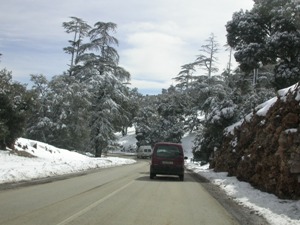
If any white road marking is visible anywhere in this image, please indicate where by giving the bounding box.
[56,180,134,225]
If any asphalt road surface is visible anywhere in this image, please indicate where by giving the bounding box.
[0,159,267,225]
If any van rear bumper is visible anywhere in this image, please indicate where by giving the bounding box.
[150,165,184,175]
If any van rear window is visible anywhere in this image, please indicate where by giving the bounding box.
[156,145,180,158]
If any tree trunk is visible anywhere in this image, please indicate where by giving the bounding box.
[94,140,102,157]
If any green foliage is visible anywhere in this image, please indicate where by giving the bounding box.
[226,0,300,89]
[118,88,142,136]
[0,69,33,149]
[134,87,185,146]
[182,64,276,162]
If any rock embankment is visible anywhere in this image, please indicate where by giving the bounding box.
[212,83,300,199]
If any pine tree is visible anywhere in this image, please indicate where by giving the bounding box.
[62,17,91,76]
[195,33,219,78]
[63,18,131,156]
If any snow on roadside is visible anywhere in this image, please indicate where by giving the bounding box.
[0,138,135,184]
[186,162,300,225]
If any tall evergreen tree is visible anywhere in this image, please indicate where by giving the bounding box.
[65,20,130,156]
[27,18,133,156]
[174,63,196,90]
[82,22,130,157]
[63,17,91,76]
[195,33,220,78]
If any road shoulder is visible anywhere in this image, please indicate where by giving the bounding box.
[186,169,269,225]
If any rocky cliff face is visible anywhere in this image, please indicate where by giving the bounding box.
[212,83,300,199]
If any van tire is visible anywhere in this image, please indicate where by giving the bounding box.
[150,173,155,179]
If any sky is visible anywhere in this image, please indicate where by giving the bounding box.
[0,130,299,224]
[0,0,254,95]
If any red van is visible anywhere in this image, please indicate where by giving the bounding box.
[150,142,187,181]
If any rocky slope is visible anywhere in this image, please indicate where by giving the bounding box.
[212,83,300,199]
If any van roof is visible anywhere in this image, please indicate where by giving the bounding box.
[154,142,182,146]
[139,145,151,148]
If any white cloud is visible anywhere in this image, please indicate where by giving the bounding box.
[121,29,189,81]
[129,79,174,94]
[0,0,254,94]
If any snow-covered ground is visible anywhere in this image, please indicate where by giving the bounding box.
[0,138,136,184]
[0,127,299,225]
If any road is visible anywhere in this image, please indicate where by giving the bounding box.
[0,159,246,225]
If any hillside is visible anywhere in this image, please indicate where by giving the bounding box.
[212,83,300,199]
